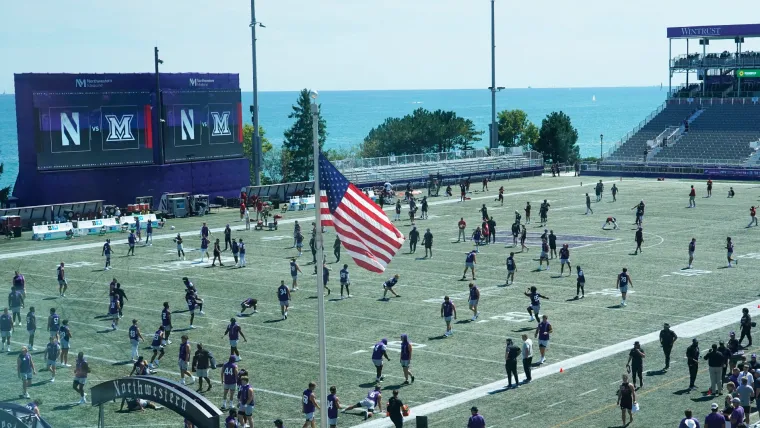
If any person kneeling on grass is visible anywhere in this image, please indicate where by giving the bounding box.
[602,216,619,230]
[382,275,400,300]
[343,386,383,420]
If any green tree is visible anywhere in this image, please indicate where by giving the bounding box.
[535,111,580,163]
[497,109,539,148]
[0,163,10,205]
[242,124,273,184]
[359,108,482,157]
[282,89,327,183]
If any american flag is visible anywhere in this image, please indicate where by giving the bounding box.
[319,154,404,273]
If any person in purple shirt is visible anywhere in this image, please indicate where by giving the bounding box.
[127,232,136,256]
[327,385,341,427]
[678,409,701,428]
[342,386,382,420]
[730,397,745,426]
[302,382,320,428]
[221,356,238,410]
[134,217,142,241]
[400,333,415,385]
[467,406,485,428]
[704,403,725,428]
[371,339,390,383]
[535,314,553,364]
[0,308,13,352]
[237,376,254,427]
[225,408,238,428]
[222,318,247,362]
[200,236,210,262]
[201,222,210,239]
[462,251,476,280]
[13,271,26,298]
[145,221,153,246]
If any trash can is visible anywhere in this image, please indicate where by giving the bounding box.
[416,416,428,428]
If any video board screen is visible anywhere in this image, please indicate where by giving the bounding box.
[162,90,243,163]
[34,92,155,170]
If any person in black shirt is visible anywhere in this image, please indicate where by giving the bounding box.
[333,236,341,263]
[408,227,419,254]
[211,239,223,267]
[191,343,215,393]
[686,338,700,390]
[223,225,232,251]
[423,229,433,258]
[511,222,520,247]
[634,227,644,255]
[659,323,678,371]
[505,338,521,388]
[487,217,496,244]
[727,331,747,371]
[309,236,317,264]
[748,354,760,371]
[548,231,557,259]
[626,341,645,388]
[386,389,404,427]
[704,343,727,395]
[718,341,733,380]
[740,308,753,348]
[114,283,128,317]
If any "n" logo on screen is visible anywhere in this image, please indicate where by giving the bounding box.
[211,112,231,136]
[61,112,81,146]
[105,114,135,142]
[181,109,194,140]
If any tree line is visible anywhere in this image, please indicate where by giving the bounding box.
[249,90,581,185]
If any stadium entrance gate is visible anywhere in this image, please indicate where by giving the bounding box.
[91,376,222,428]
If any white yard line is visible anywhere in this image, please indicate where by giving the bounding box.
[511,412,531,420]
[577,388,598,397]
[354,298,760,427]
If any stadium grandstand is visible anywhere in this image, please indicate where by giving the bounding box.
[334,147,543,187]
[603,23,760,171]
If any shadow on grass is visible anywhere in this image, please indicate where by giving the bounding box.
[263,319,284,323]
[427,335,448,341]
[512,327,535,333]
[112,360,133,366]
[487,385,512,395]
[52,403,79,411]
[645,369,667,377]
[607,305,623,309]
[673,388,694,395]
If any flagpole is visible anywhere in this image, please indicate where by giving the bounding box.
[310,89,329,428]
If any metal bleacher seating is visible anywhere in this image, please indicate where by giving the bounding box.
[606,104,696,161]
[653,103,760,164]
[337,150,540,186]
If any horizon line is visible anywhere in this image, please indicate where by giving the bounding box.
[0,84,668,96]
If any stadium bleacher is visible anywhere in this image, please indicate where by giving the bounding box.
[653,103,760,163]
[338,152,539,185]
[605,104,696,161]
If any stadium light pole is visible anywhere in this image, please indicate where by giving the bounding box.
[154,47,164,163]
[250,0,264,186]
[489,0,498,149]
[600,134,604,161]
[310,89,329,428]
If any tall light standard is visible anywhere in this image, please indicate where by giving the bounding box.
[250,0,265,185]
[489,0,500,149]
[154,47,164,163]
[600,134,604,161]
[310,89,329,428]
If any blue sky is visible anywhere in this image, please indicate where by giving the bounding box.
[1,0,758,92]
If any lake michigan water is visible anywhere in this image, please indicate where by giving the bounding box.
[0,87,666,190]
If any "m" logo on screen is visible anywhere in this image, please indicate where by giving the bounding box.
[181,109,194,141]
[211,112,231,136]
[105,114,135,142]
[61,112,81,146]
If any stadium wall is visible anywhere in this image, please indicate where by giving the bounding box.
[12,73,248,207]
[584,168,760,181]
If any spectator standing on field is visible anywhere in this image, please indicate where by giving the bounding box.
[689,185,697,208]
[521,334,533,383]
[423,229,433,258]
[705,343,726,396]
[386,390,404,428]
[457,218,467,242]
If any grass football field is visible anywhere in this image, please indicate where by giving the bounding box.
[2,174,760,428]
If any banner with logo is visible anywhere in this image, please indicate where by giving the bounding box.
[33,92,155,171]
[162,89,244,163]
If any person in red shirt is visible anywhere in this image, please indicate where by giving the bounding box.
[239,202,246,221]
[706,179,713,197]
[457,218,467,242]
[688,185,696,208]
[255,199,264,221]
[749,206,758,228]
